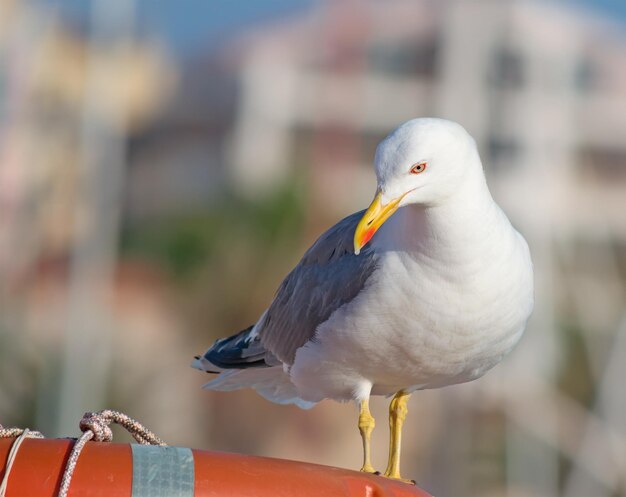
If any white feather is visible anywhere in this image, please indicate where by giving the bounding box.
[202,367,316,409]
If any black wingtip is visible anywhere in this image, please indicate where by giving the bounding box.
[194,355,201,360]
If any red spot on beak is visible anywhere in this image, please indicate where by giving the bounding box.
[362,227,376,247]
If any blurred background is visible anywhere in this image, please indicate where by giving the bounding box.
[1,0,625,495]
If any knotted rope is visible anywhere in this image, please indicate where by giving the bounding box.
[57,410,167,497]
[1,410,166,497]
[0,424,44,497]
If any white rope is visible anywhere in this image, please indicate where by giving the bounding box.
[0,426,44,497]
[1,411,166,497]
[57,410,167,497]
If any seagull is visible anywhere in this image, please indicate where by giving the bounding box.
[193,118,534,482]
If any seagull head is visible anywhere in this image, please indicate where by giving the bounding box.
[354,118,481,254]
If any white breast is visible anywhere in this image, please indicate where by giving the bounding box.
[289,205,534,403]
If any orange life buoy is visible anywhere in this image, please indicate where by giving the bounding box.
[0,438,433,497]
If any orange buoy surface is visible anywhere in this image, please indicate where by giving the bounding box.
[0,438,433,497]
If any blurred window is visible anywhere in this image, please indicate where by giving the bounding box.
[367,39,438,77]
[360,132,389,165]
[578,146,626,182]
[573,57,597,93]
[487,136,520,168]
[291,127,312,170]
[490,47,524,89]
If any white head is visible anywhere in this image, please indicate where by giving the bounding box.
[375,117,481,207]
[354,118,483,254]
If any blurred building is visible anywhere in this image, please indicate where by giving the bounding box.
[125,57,237,221]
[0,0,176,282]
[0,0,205,442]
[228,0,626,228]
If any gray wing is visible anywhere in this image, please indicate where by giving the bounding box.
[258,210,379,365]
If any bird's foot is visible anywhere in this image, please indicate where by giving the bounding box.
[359,464,380,475]
[382,471,416,485]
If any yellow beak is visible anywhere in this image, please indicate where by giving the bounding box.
[353,191,404,255]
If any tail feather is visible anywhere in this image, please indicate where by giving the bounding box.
[193,323,278,373]
[193,321,314,409]
[202,367,316,410]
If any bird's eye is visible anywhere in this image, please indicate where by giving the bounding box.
[410,162,427,174]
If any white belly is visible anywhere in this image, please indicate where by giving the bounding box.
[290,246,533,402]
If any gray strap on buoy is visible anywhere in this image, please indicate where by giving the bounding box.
[131,445,195,497]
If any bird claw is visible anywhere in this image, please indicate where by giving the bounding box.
[359,466,379,475]
[382,473,416,485]
[383,471,417,485]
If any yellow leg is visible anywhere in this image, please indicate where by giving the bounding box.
[358,398,377,474]
[383,390,413,483]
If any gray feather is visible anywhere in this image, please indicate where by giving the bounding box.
[259,210,379,364]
